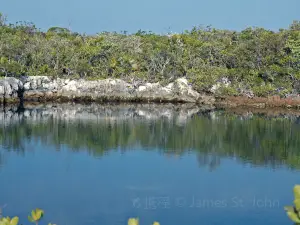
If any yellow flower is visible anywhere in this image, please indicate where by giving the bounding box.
[128,218,139,225]
[153,222,160,225]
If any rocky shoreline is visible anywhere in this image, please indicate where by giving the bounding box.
[0,76,215,105]
[1,76,300,109]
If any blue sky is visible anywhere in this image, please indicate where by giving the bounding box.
[1,0,300,34]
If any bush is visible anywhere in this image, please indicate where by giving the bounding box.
[285,185,300,224]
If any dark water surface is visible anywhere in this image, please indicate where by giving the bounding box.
[0,103,300,225]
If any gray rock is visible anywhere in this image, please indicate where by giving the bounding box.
[135,78,201,103]
[173,78,200,102]
[137,82,171,100]
[0,77,23,101]
[24,82,31,91]
[0,85,4,96]
[22,76,54,91]
[240,89,254,98]
[210,77,231,94]
[59,78,135,100]
[0,76,215,105]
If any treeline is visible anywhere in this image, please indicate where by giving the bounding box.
[0,12,300,96]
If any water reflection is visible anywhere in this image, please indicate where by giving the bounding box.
[1,103,300,170]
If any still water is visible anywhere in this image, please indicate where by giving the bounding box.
[0,103,299,225]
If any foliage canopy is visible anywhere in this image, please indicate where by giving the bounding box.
[0,13,300,96]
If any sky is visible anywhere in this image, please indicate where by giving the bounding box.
[1,0,300,34]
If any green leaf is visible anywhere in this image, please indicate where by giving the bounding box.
[0,57,8,64]
[28,216,34,223]
[30,208,44,222]
[287,211,300,223]
[294,185,300,200]
[285,206,295,212]
[128,218,139,225]
[35,209,44,221]
[10,217,18,225]
[31,211,36,221]
[295,199,300,211]
[0,217,9,225]
[2,217,10,223]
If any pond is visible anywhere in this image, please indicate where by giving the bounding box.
[0,103,299,225]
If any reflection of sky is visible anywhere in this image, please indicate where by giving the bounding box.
[0,140,298,225]
[1,0,300,34]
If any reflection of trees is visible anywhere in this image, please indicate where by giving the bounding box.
[0,152,4,167]
[1,112,300,169]
[197,153,221,172]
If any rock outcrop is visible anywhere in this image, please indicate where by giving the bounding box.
[0,77,23,103]
[0,76,215,105]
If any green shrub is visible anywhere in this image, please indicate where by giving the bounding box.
[0,208,54,225]
[285,185,300,224]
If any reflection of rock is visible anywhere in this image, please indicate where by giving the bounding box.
[1,103,300,171]
[0,76,215,105]
[0,103,213,125]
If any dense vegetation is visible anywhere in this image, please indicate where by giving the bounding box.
[1,108,300,170]
[0,13,300,96]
